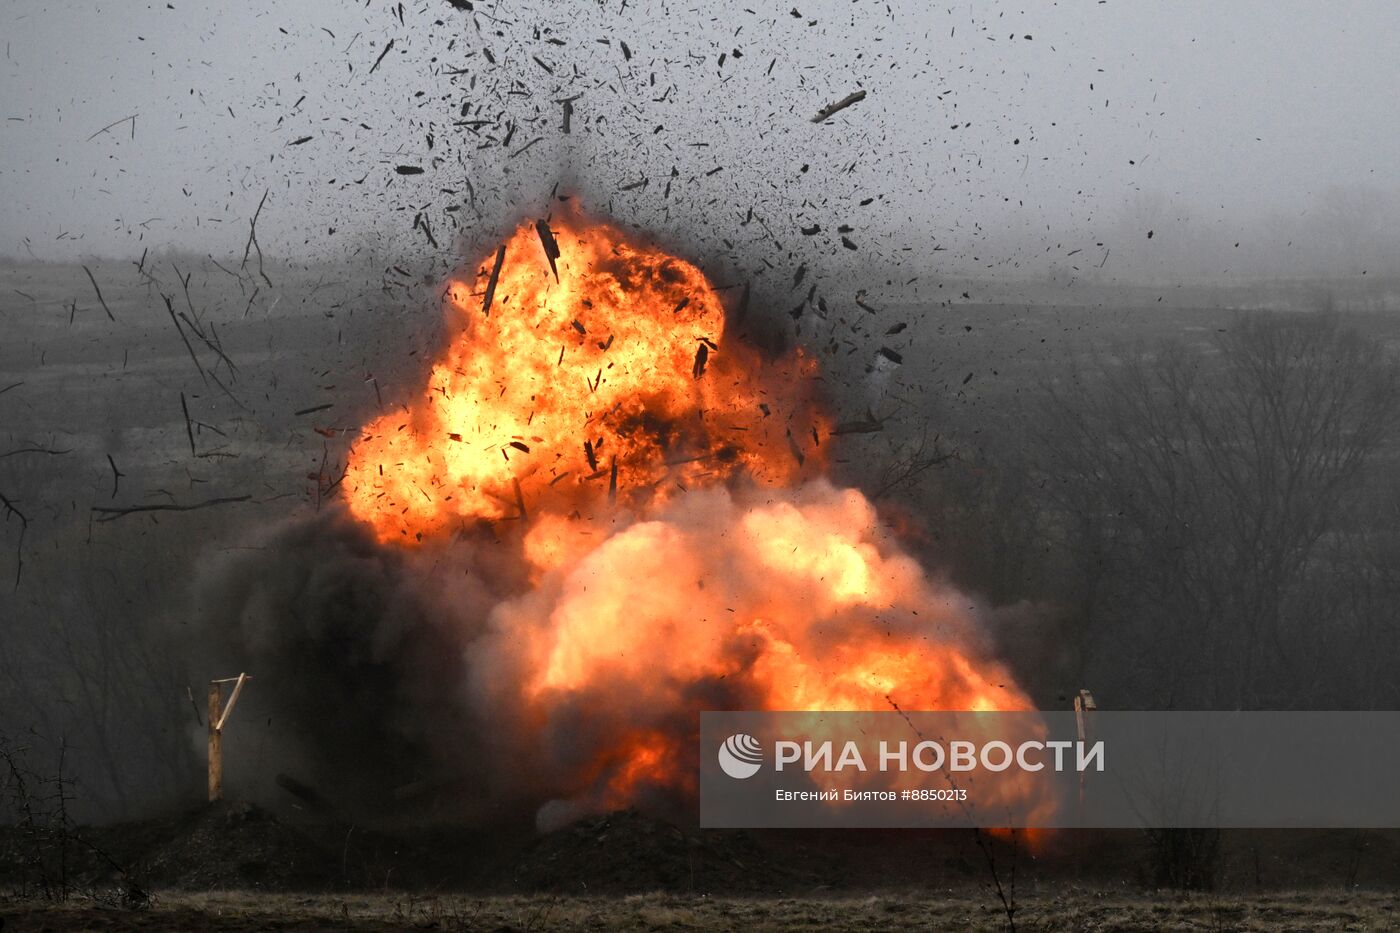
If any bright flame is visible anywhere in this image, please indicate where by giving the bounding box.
[343,211,1043,819]
[345,214,821,542]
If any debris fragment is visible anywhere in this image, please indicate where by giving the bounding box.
[832,409,889,435]
[106,454,124,498]
[91,495,252,524]
[81,266,116,321]
[811,90,866,123]
[369,38,395,74]
[180,392,196,457]
[86,113,137,141]
[535,219,561,281]
[482,243,507,315]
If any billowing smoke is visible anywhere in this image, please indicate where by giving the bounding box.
[191,512,519,816]
[195,479,1027,827]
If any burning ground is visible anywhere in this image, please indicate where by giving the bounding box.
[193,212,1034,825]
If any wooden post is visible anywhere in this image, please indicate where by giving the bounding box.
[208,682,223,802]
[1073,688,1097,877]
[1074,689,1097,807]
[207,673,250,803]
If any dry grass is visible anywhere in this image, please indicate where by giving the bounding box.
[4,889,1400,932]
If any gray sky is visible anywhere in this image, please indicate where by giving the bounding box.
[4,0,1400,282]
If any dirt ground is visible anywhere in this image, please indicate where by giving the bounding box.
[7,806,1400,929]
[4,889,1400,932]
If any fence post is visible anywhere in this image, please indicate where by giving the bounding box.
[207,682,223,802]
[207,673,250,803]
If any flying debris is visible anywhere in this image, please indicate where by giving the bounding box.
[832,408,891,436]
[811,89,867,123]
[535,219,561,281]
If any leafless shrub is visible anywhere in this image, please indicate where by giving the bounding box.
[1145,827,1220,891]
[0,729,148,906]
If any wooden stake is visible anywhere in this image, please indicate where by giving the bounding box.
[1074,689,1097,808]
[208,682,223,802]
[207,673,251,803]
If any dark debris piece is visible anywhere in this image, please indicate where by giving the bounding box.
[369,38,396,74]
[535,219,561,281]
[82,266,116,321]
[811,89,866,123]
[482,243,507,315]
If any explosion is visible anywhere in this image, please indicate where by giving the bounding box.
[232,212,1038,822]
[337,213,1032,811]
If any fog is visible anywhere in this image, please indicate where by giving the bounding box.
[4,1,1400,283]
[4,0,1400,831]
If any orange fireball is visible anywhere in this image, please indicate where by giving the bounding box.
[344,213,823,542]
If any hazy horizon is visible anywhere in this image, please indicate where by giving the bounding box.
[4,1,1400,286]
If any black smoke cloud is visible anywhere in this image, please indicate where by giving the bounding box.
[191,510,522,818]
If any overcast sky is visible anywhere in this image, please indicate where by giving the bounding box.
[4,0,1400,282]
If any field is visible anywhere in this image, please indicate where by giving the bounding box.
[6,259,1400,930]
[5,802,1400,931]
[5,889,1400,932]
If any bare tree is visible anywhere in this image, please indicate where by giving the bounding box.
[1032,313,1400,708]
